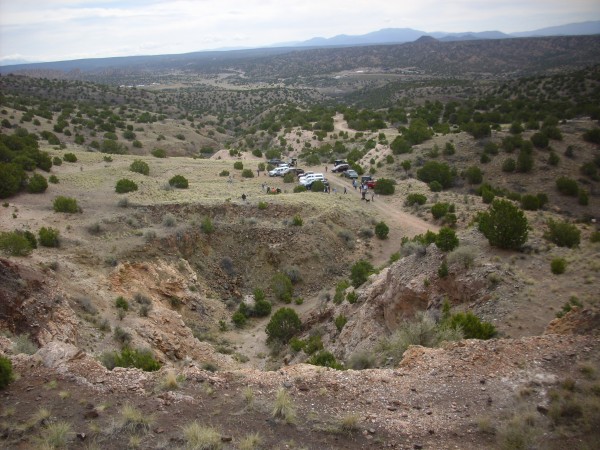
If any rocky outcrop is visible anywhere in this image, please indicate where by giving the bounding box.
[545,306,600,336]
[0,258,79,346]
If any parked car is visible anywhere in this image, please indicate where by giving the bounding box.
[269,166,289,177]
[361,175,377,188]
[300,173,325,186]
[332,163,349,173]
[334,159,347,166]
[290,168,305,177]
[343,170,359,179]
[298,171,315,182]
[267,158,283,166]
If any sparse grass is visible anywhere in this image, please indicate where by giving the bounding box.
[120,404,154,433]
[338,413,360,434]
[128,434,143,448]
[40,420,73,448]
[243,387,255,406]
[31,407,52,426]
[477,416,496,435]
[497,414,536,450]
[13,333,38,355]
[160,370,181,391]
[272,388,296,423]
[58,390,71,400]
[45,379,58,390]
[238,432,262,450]
[182,421,222,450]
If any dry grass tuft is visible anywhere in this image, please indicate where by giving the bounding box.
[272,388,296,424]
[182,421,222,449]
[238,432,262,450]
[120,404,154,433]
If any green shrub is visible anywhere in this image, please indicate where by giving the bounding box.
[115,178,138,193]
[583,127,600,144]
[551,258,567,274]
[53,196,79,213]
[0,163,26,198]
[544,219,580,248]
[578,190,589,206]
[129,159,149,175]
[200,217,214,234]
[232,311,247,328]
[350,260,375,287]
[346,291,358,304]
[38,227,60,247]
[435,227,459,252]
[464,166,483,184]
[27,173,48,193]
[271,273,293,303]
[406,193,427,206]
[219,170,230,177]
[431,202,450,219]
[556,177,579,196]
[282,172,295,183]
[0,356,14,390]
[63,152,77,162]
[374,221,389,239]
[591,231,600,243]
[151,148,167,158]
[502,158,516,173]
[377,312,463,365]
[438,259,449,278]
[310,180,325,192]
[334,314,348,332]
[444,311,496,339]
[241,169,254,178]
[417,161,454,189]
[520,194,540,211]
[374,178,395,195]
[429,181,442,192]
[115,296,129,310]
[293,185,307,193]
[253,299,272,317]
[291,215,303,226]
[307,350,344,370]
[48,175,59,184]
[168,175,189,188]
[258,201,268,210]
[233,161,244,170]
[478,199,528,250]
[0,231,33,256]
[265,307,301,343]
[102,347,161,371]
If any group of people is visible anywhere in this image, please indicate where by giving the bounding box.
[351,179,375,201]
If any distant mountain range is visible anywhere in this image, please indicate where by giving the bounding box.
[0,21,599,71]
[280,20,600,48]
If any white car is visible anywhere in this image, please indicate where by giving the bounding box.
[300,173,324,186]
[269,166,288,177]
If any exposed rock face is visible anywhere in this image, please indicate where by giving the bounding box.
[322,245,500,359]
[545,307,600,336]
[0,258,79,346]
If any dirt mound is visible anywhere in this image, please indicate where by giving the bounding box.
[545,306,600,336]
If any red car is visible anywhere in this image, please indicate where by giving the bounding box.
[361,175,377,189]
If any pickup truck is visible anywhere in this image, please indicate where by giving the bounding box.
[361,175,377,189]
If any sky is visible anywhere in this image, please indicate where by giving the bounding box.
[1,0,599,63]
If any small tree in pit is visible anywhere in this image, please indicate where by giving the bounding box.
[265,308,301,343]
[478,199,528,250]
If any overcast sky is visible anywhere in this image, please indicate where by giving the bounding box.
[1,0,599,63]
